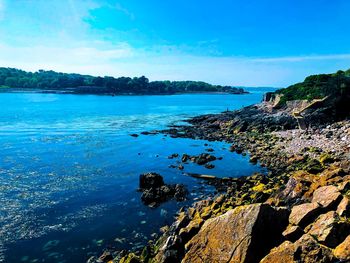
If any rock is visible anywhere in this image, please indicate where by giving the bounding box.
[334,235,350,261]
[282,225,304,242]
[182,204,289,263]
[279,170,313,204]
[139,173,187,206]
[204,163,215,169]
[139,172,164,189]
[193,153,216,165]
[206,148,214,152]
[249,156,258,164]
[168,153,179,159]
[337,196,350,217]
[178,164,184,170]
[289,202,321,228]
[181,154,190,162]
[179,218,204,244]
[307,211,350,248]
[311,185,342,209]
[119,253,141,263]
[98,251,113,262]
[130,134,139,137]
[154,235,183,263]
[261,234,335,263]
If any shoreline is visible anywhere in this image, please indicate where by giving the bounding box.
[95,101,350,262]
[0,88,249,97]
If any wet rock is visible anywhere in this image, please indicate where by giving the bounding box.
[98,251,113,262]
[138,173,188,206]
[130,133,139,137]
[139,172,164,189]
[261,234,335,263]
[168,153,179,159]
[182,204,289,263]
[289,202,321,228]
[192,153,217,165]
[311,185,342,210]
[181,154,190,162]
[307,211,350,248]
[206,148,214,152]
[204,163,215,169]
[334,235,350,261]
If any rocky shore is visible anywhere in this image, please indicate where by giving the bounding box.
[92,86,350,262]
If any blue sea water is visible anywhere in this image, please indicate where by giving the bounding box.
[0,88,276,263]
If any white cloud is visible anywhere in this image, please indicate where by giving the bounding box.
[251,54,350,63]
[1,39,349,87]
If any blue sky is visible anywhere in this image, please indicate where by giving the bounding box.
[0,0,350,86]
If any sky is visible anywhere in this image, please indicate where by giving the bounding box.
[0,0,350,87]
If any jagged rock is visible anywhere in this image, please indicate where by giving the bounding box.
[311,185,342,209]
[98,251,113,262]
[307,211,350,248]
[179,218,204,244]
[261,234,335,263]
[154,235,183,263]
[139,172,164,189]
[282,225,304,242]
[337,196,350,217]
[182,204,289,263]
[334,235,350,261]
[279,170,313,204]
[289,202,321,228]
[139,173,188,206]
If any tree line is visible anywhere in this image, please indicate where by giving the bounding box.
[0,67,246,95]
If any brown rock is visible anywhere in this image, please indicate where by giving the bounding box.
[307,211,350,248]
[259,241,295,263]
[279,170,313,204]
[334,235,350,261]
[282,225,304,242]
[311,185,342,209]
[261,234,335,263]
[182,204,289,263]
[289,202,321,228]
[337,196,350,217]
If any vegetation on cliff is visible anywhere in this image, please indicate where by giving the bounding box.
[0,67,246,95]
[275,68,350,106]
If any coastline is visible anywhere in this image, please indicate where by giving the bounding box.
[95,100,350,262]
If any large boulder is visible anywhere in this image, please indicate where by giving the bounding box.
[307,211,350,248]
[289,202,321,228]
[261,234,335,263]
[182,204,289,263]
[311,185,342,210]
[334,235,350,261]
[139,172,164,189]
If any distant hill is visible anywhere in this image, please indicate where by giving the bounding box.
[0,67,247,95]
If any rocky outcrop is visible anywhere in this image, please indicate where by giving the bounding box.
[182,204,289,263]
[138,173,188,206]
[261,234,335,263]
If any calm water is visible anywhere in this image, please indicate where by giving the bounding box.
[0,88,276,263]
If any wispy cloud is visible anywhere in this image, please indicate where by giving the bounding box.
[251,54,350,63]
[114,3,135,20]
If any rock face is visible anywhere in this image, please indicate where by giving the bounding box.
[334,235,350,261]
[311,185,342,209]
[182,204,289,263]
[261,234,335,263]
[289,202,321,228]
[307,211,350,248]
[139,173,188,206]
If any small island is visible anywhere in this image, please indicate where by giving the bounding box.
[0,67,248,95]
